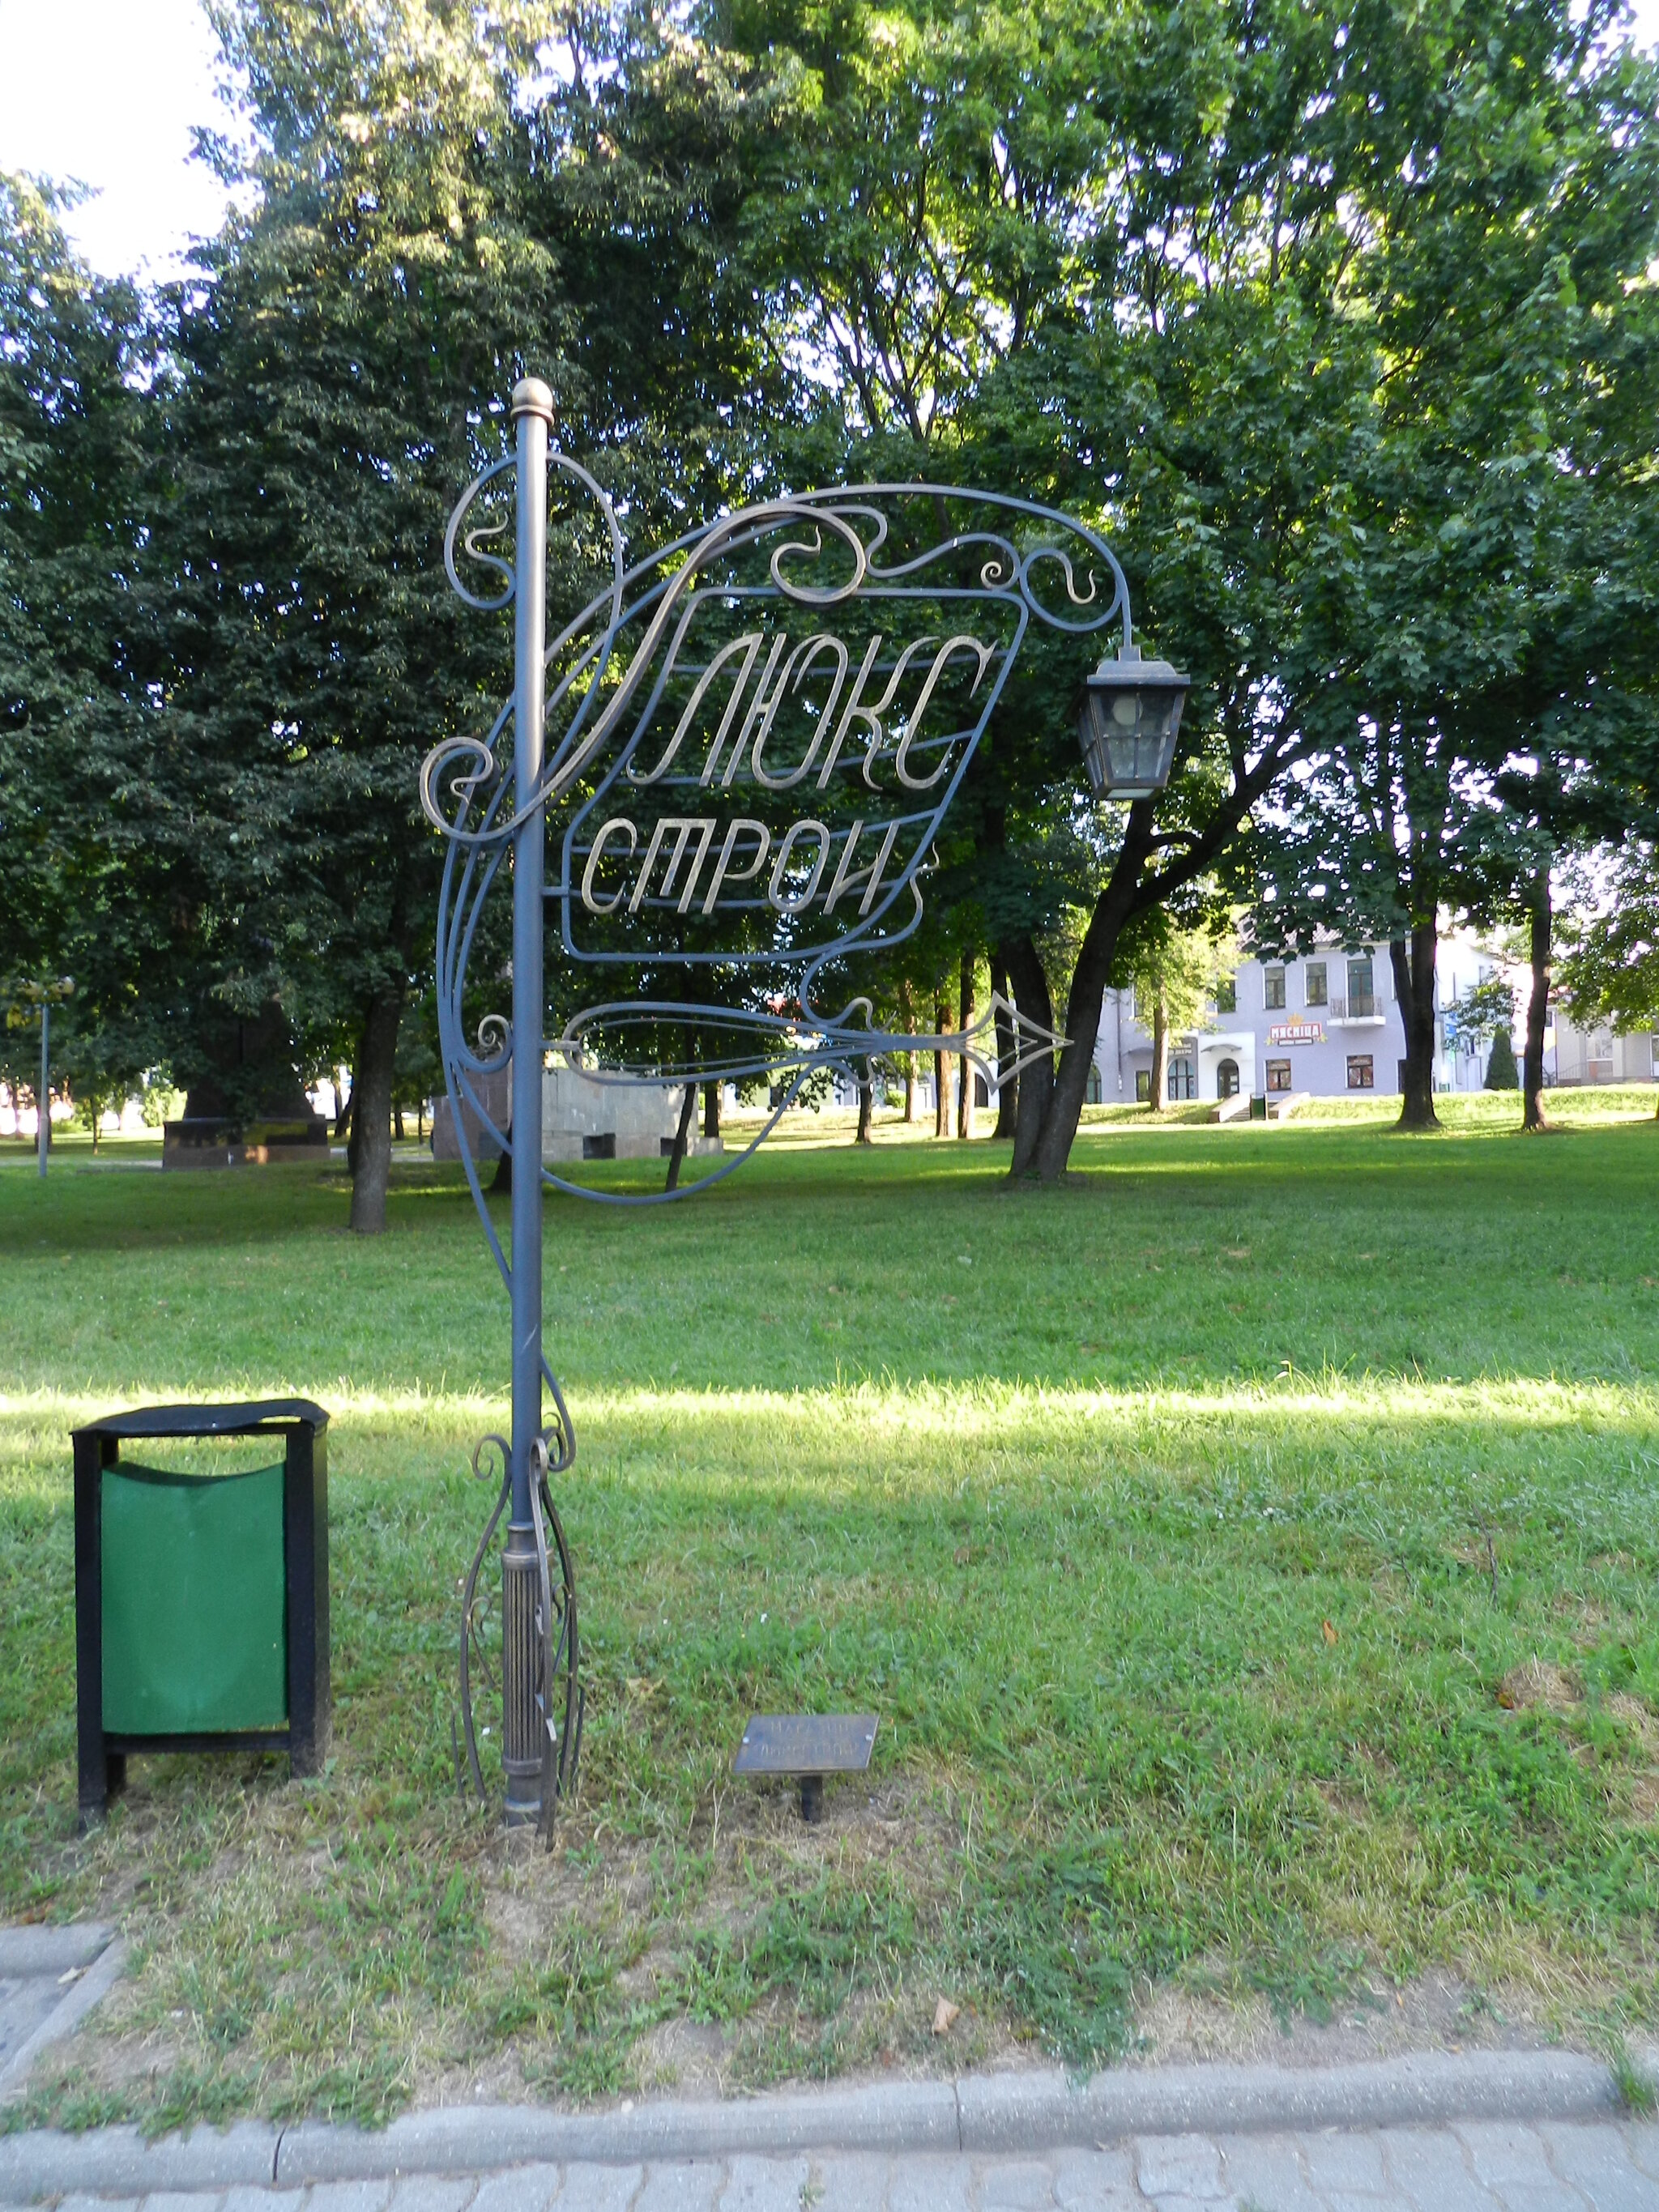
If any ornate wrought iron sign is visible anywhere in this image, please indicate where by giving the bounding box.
[421,377,1146,1830]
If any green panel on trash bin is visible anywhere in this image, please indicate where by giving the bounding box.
[101,1461,288,1733]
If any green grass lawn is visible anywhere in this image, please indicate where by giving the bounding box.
[2,1093,1657,2132]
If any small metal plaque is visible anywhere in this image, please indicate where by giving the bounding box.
[733,1713,878,1777]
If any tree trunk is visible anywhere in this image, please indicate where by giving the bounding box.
[417,1098,424,1144]
[1390,925,1440,1131]
[990,954,1017,1137]
[957,951,976,1139]
[334,1077,353,1140]
[1026,811,1154,1183]
[348,990,402,1234]
[1524,875,1550,1133]
[855,1056,873,1143]
[1149,991,1168,1110]
[934,994,953,1137]
[1004,933,1056,1178]
[899,986,918,1120]
[663,1079,697,1191]
[702,1079,722,1142]
[394,1101,405,1141]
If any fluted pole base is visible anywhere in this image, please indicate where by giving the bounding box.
[501,1524,542,1826]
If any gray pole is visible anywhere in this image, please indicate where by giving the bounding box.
[37,1002,48,1179]
[502,376,552,1826]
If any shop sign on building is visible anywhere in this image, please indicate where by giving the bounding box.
[1269,1021,1324,1046]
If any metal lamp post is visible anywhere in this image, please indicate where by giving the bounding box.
[1077,638,1190,801]
[502,377,552,1826]
[37,999,49,1179]
[4,977,73,1178]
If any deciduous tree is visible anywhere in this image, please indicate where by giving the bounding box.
[0,177,163,1121]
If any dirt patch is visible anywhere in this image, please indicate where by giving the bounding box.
[1606,1694,1659,1825]
[1132,1967,1558,2069]
[1313,1778,1374,1822]
[1551,1592,1612,1639]
[477,1771,957,1976]
[1497,1659,1581,1713]
[1608,1693,1659,1749]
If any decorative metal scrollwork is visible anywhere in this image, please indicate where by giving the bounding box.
[420,475,1115,1221]
[458,1432,582,1842]
[427,411,1139,1830]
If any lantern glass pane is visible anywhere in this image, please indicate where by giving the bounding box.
[1077,666,1188,799]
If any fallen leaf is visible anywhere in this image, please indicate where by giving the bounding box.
[1322,1619,1339,1646]
[932,1997,961,2036]
[953,1545,973,1565]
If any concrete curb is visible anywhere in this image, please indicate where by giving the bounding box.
[0,2046,1653,2199]
[0,1929,113,1980]
[955,2049,1630,2150]
[0,1935,126,2103]
[276,2079,962,2182]
[0,2120,279,2200]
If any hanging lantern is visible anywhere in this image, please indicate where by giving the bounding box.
[1076,642,1189,800]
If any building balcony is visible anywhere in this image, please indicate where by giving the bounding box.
[1327,994,1383,1026]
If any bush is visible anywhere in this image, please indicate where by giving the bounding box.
[1485,1029,1519,1089]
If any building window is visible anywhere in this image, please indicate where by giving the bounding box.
[1085,1065,1102,1105]
[1305,961,1328,1007]
[1168,1056,1196,1102]
[1264,965,1286,1010]
[1217,1059,1240,1098]
[1136,1068,1151,1103]
[1347,1055,1375,1090]
[1266,1059,1292,1093]
[1346,955,1375,1017]
[1214,977,1236,1013]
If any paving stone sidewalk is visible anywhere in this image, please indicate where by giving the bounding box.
[9,2117,1658,2212]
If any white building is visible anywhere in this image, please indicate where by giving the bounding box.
[1551,1012,1656,1086]
[430,1061,720,1161]
[1090,933,1530,1106]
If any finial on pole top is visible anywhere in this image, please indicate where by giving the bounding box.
[510,376,554,424]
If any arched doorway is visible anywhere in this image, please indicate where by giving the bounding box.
[1217,1058,1240,1100]
[1167,1056,1196,1102]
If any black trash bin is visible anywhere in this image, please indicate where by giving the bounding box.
[73,1399,330,1824]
